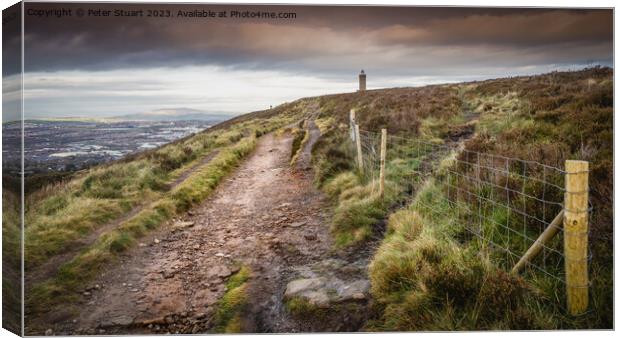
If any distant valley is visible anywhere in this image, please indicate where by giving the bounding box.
[2,116,227,176]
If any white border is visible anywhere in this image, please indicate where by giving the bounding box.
[0,1,616,338]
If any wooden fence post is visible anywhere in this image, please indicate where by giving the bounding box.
[355,124,363,173]
[379,128,387,197]
[350,109,356,141]
[564,160,589,315]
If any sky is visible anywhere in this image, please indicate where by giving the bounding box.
[2,3,614,121]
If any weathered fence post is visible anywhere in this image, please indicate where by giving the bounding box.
[379,128,387,197]
[355,124,363,173]
[564,160,589,315]
[349,109,356,141]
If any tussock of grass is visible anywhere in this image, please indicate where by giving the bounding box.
[330,176,402,248]
[385,209,423,241]
[285,297,328,318]
[418,115,465,142]
[290,123,308,165]
[323,172,359,200]
[211,266,251,333]
[315,116,336,133]
[368,185,539,330]
[25,197,132,265]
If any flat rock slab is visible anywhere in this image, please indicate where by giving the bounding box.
[335,280,370,301]
[173,221,195,229]
[289,221,307,228]
[283,276,370,308]
[206,265,232,279]
[284,277,327,298]
[100,315,134,328]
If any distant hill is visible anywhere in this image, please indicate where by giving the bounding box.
[15,108,235,124]
[113,108,232,122]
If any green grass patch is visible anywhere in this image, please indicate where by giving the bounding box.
[369,160,611,330]
[327,169,405,248]
[285,297,328,318]
[211,266,251,333]
[368,182,542,330]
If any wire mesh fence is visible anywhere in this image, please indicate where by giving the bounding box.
[352,125,588,287]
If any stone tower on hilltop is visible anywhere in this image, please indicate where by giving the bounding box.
[358,70,366,92]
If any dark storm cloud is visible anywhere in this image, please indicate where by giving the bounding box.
[17,4,614,76]
[3,3,22,76]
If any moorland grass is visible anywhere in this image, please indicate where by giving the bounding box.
[211,266,251,333]
[310,67,612,329]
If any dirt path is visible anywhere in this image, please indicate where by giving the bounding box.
[30,121,372,335]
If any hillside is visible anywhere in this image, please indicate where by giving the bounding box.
[309,66,612,329]
[112,108,231,122]
[13,67,612,334]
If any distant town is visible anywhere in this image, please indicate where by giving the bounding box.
[2,119,222,176]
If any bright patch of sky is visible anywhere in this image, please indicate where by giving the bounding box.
[2,61,603,122]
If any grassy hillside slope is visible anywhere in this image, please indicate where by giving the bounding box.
[309,67,612,329]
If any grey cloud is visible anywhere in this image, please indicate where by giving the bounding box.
[15,4,612,77]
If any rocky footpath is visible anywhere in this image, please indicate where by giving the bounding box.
[33,119,376,335]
